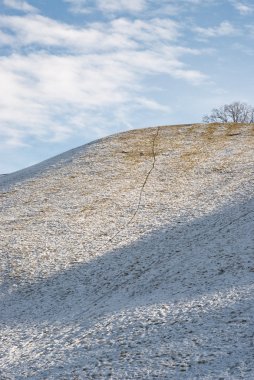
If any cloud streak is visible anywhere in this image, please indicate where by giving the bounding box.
[64,0,147,14]
[0,11,206,147]
[3,0,38,13]
[64,0,220,16]
[194,21,238,38]
[231,1,253,15]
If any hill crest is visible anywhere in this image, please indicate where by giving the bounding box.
[0,123,253,379]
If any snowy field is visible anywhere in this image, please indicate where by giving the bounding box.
[0,123,253,379]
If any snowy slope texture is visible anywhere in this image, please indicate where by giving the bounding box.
[0,123,254,379]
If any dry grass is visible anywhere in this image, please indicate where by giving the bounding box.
[1,122,253,283]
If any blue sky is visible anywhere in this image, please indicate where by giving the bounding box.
[0,0,254,172]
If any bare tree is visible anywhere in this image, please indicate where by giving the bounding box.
[203,101,254,123]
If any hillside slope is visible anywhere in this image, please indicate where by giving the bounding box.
[0,123,254,379]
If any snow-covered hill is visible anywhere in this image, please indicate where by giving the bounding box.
[0,123,253,379]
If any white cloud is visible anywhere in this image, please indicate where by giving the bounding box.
[110,18,180,45]
[0,12,207,147]
[0,30,15,45]
[231,1,253,15]
[64,0,217,15]
[0,14,138,51]
[194,21,237,38]
[3,0,38,13]
[97,0,146,13]
[63,0,91,14]
[64,0,147,14]
[136,98,170,112]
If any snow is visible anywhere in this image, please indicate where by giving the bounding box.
[0,123,253,379]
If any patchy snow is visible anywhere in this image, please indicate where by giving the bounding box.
[0,123,254,379]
